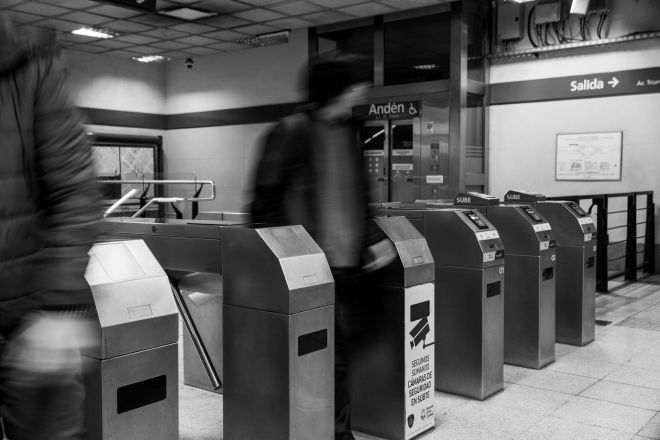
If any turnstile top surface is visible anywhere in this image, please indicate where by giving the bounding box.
[222,225,334,314]
[84,240,178,359]
[375,205,504,269]
[536,201,596,246]
[372,216,434,287]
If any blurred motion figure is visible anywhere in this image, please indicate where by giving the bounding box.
[0,15,99,440]
[251,53,395,440]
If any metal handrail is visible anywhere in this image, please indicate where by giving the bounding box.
[547,191,655,291]
[97,179,216,202]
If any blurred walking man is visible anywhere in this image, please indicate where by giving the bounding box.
[251,53,395,440]
[0,16,99,440]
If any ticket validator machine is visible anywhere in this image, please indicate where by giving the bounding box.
[452,192,557,369]
[83,240,179,440]
[222,225,335,439]
[506,190,597,346]
[350,216,435,440]
[375,205,505,400]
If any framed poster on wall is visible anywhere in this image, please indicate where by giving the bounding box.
[555,131,623,181]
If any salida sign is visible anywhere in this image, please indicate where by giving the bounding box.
[354,101,420,120]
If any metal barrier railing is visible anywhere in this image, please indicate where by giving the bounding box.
[98,179,216,219]
[547,191,655,292]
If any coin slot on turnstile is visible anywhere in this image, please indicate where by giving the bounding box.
[586,257,595,268]
[298,329,328,356]
[486,281,501,298]
[542,267,554,281]
[413,256,424,265]
[116,375,167,414]
[464,211,489,229]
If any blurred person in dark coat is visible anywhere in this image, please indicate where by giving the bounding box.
[251,53,395,440]
[0,15,99,440]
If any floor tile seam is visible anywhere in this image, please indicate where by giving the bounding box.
[575,394,660,415]
[634,414,660,440]
[500,381,584,397]
[614,295,660,318]
[504,370,604,396]
[529,365,616,381]
[549,407,653,436]
[599,377,660,394]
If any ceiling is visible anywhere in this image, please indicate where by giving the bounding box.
[0,0,449,61]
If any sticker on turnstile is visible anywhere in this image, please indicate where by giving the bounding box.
[593,245,597,252]
[364,150,385,156]
[426,175,444,184]
[392,150,414,156]
[303,274,318,285]
[540,241,550,251]
[584,233,593,242]
[476,230,499,241]
[392,164,414,171]
[578,217,594,225]
[483,251,496,263]
[533,223,552,232]
[405,284,435,440]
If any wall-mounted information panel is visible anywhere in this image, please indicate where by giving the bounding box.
[556,132,622,181]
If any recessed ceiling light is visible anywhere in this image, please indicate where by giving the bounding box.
[132,55,171,63]
[413,64,439,71]
[506,0,536,2]
[159,7,217,21]
[234,30,290,47]
[72,27,117,39]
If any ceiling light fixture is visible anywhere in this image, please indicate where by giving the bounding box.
[72,27,117,39]
[159,7,217,21]
[506,0,536,3]
[132,55,171,63]
[413,64,440,71]
[234,30,290,48]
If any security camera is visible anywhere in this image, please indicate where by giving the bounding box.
[185,57,194,69]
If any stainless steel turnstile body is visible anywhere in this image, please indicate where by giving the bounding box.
[100,218,250,392]
[535,200,597,346]
[351,216,435,440]
[452,193,557,369]
[376,205,504,400]
[83,240,179,440]
[222,225,335,440]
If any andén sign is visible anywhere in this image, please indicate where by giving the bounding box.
[355,101,420,120]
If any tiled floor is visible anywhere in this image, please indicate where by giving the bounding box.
[179,274,660,440]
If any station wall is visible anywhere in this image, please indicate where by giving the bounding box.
[488,39,660,267]
[162,28,308,213]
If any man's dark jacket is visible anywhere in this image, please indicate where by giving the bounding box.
[0,20,99,335]
[250,112,377,264]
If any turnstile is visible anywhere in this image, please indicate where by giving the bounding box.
[99,218,251,393]
[532,197,597,346]
[351,216,435,440]
[222,225,335,440]
[83,240,179,440]
[179,273,223,393]
[375,205,504,400]
[452,192,556,369]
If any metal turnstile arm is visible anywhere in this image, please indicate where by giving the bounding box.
[170,281,222,391]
